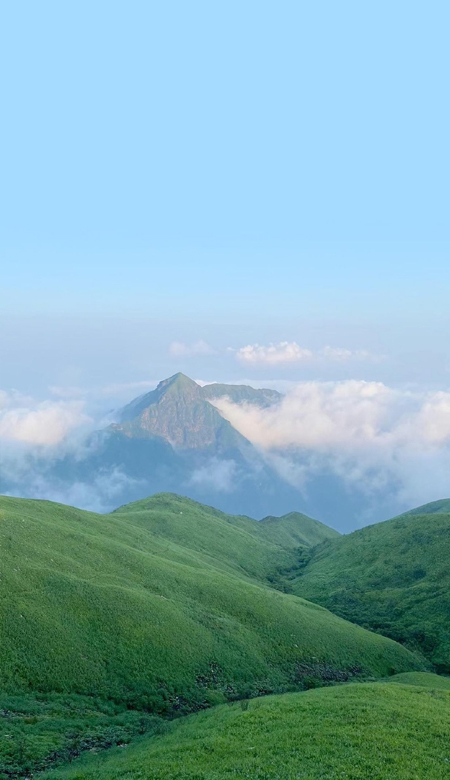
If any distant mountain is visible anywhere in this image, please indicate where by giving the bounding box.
[33,373,308,519]
[114,373,252,452]
[292,502,450,672]
[201,381,282,407]
[2,372,429,528]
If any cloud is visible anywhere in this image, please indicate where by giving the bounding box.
[236,342,313,365]
[189,458,237,492]
[234,342,383,366]
[169,340,216,357]
[210,381,450,514]
[318,346,384,363]
[0,393,91,446]
[1,466,145,514]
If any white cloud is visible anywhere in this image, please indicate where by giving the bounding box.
[234,342,382,366]
[169,340,216,357]
[210,381,450,512]
[318,346,383,363]
[236,342,313,365]
[189,458,237,492]
[0,394,91,446]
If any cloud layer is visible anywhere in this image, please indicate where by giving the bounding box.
[0,391,91,446]
[211,380,450,517]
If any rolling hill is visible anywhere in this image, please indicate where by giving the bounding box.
[259,510,340,548]
[41,675,450,780]
[0,493,422,711]
[292,501,450,672]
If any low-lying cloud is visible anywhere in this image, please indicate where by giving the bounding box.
[189,458,237,492]
[0,391,91,446]
[211,380,450,517]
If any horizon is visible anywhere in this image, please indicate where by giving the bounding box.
[1,0,449,529]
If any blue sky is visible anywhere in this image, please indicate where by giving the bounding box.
[1,0,449,393]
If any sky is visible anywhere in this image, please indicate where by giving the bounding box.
[1,1,450,520]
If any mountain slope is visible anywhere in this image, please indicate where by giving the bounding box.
[293,503,450,671]
[201,382,282,407]
[42,677,450,780]
[110,492,303,582]
[399,498,450,515]
[41,373,307,518]
[259,510,340,548]
[0,494,422,716]
[115,373,249,453]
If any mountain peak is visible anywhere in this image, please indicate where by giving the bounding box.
[115,372,247,451]
[156,372,200,396]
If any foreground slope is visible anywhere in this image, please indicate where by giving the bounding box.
[293,502,450,671]
[0,495,421,715]
[43,676,450,780]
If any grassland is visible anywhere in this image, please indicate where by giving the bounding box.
[0,492,427,777]
[258,510,340,548]
[1,494,421,713]
[40,675,450,780]
[293,505,450,671]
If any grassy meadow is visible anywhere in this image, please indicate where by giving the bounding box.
[2,492,449,778]
[292,505,450,671]
[40,675,450,780]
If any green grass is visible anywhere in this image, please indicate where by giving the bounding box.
[387,672,450,690]
[292,507,450,671]
[400,498,450,515]
[0,693,162,780]
[258,510,340,549]
[40,679,450,780]
[110,492,303,581]
[0,494,421,721]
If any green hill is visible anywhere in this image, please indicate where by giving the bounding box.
[293,504,450,671]
[259,510,340,548]
[399,498,450,515]
[41,676,450,780]
[110,492,301,582]
[0,494,421,711]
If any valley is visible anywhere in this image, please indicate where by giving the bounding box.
[2,490,450,778]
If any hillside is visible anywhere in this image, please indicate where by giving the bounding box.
[110,492,303,582]
[400,498,450,515]
[293,502,450,671]
[41,676,450,780]
[259,510,340,548]
[0,494,421,713]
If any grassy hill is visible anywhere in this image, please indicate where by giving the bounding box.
[259,510,340,548]
[293,502,450,671]
[41,675,450,780]
[0,494,422,710]
[400,498,450,515]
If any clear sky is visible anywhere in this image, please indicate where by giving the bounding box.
[1,0,449,391]
[1,1,450,519]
